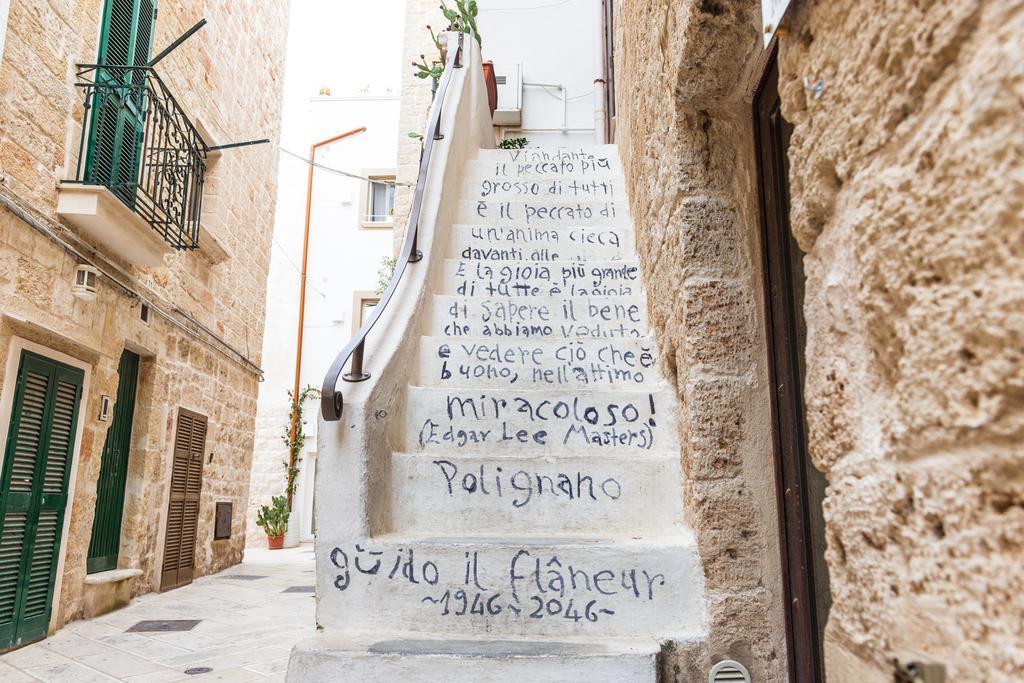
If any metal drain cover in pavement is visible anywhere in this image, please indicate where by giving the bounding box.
[216,574,268,581]
[283,585,315,593]
[127,619,201,632]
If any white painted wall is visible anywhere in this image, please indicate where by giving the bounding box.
[249,0,405,547]
[476,0,602,146]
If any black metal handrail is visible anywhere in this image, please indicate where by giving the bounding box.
[320,31,468,421]
[69,64,209,250]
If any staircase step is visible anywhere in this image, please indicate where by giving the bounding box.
[461,177,626,201]
[447,225,635,262]
[464,158,620,181]
[389,452,682,536]
[416,336,661,389]
[288,633,661,682]
[457,199,630,227]
[428,295,648,339]
[404,386,677,455]
[312,533,704,641]
[441,259,642,298]
[474,144,621,160]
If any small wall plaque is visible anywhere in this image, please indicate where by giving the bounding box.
[214,501,232,540]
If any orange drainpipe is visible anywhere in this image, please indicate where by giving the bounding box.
[289,126,367,509]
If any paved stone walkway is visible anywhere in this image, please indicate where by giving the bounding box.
[0,546,315,682]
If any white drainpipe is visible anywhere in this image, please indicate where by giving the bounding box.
[594,0,607,144]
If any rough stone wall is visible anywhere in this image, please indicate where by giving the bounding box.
[775,2,1024,680]
[0,0,288,629]
[616,0,1024,680]
[613,1,786,680]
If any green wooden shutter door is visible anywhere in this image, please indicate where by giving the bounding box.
[87,350,140,574]
[85,0,157,205]
[0,352,84,651]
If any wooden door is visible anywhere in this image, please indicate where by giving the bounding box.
[160,409,206,591]
[87,350,139,573]
[755,45,830,682]
[0,351,84,651]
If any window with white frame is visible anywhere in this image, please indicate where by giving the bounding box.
[365,176,395,225]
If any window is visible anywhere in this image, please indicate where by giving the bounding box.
[351,291,380,335]
[360,170,397,228]
[368,179,395,223]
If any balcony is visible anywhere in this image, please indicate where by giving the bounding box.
[59,65,208,266]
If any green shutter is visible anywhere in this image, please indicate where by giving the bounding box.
[0,352,84,651]
[87,350,139,574]
[85,0,157,205]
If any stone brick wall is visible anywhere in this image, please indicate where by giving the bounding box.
[615,0,1024,681]
[613,2,785,680]
[0,0,288,629]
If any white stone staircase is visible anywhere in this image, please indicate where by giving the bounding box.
[289,145,706,681]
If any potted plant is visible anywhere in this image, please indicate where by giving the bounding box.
[256,495,289,549]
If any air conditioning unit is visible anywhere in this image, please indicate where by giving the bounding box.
[493,63,522,126]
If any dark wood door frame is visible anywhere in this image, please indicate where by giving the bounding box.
[753,44,827,682]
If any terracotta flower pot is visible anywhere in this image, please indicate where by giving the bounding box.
[482,61,498,117]
[267,534,284,550]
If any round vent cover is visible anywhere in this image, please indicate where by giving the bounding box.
[709,659,751,683]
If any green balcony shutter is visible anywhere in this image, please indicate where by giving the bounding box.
[85,0,157,205]
[0,352,84,651]
[87,350,140,574]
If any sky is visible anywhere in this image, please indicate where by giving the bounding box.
[280,0,407,105]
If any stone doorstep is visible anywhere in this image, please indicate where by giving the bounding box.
[288,633,662,683]
[82,568,144,620]
[83,568,144,586]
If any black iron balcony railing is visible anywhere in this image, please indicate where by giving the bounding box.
[69,64,208,250]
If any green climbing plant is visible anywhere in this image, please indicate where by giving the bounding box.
[282,385,320,503]
[440,0,481,47]
[412,1,482,81]
[376,256,397,295]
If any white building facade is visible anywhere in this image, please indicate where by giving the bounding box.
[478,0,607,146]
[247,0,406,547]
